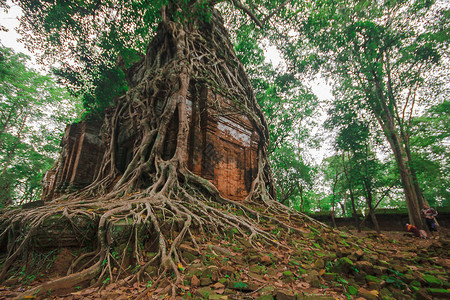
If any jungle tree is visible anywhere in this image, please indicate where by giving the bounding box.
[282,0,450,227]
[410,100,450,207]
[0,45,79,206]
[0,0,321,297]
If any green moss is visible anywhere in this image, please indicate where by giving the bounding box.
[410,280,421,288]
[348,285,358,295]
[427,288,450,298]
[422,274,442,287]
[366,275,382,283]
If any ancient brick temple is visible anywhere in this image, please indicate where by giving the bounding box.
[42,86,259,201]
[41,120,104,201]
[185,86,259,201]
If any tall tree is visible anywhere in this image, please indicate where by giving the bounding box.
[270,145,315,208]
[288,0,450,228]
[410,100,450,207]
[0,0,319,296]
[0,45,80,206]
[326,98,388,232]
[232,27,319,208]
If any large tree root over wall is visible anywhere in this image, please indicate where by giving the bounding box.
[0,8,327,299]
[0,184,330,298]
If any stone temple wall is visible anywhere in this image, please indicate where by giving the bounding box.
[41,120,104,200]
[42,87,259,201]
[185,86,258,201]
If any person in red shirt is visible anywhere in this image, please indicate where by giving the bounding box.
[406,223,427,239]
[421,204,438,232]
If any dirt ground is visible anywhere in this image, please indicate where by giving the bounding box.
[1,225,448,300]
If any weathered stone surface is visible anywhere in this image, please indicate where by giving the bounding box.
[42,87,260,201]
[41,120,104,200]
[357,288,378,300]
[355,261,374,274]
[186,88,259,201]
[332,257,354,274]
[427,288,450,298]
[220,265,235,276]
[28,214,96,248]
[414,289,433,300]
[195,286,213,298]
[275,289,296,300]
[256,295,274,300]
[421,274,442,287]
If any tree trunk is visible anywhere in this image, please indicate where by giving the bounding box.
[341,153,360,232]
[330,171,340,228]
[0,7,287,295]
[378,120,423,228]
[363,180,380,233]
[299,186,304,212]
[370,73,424,229]
[339,201,346,217]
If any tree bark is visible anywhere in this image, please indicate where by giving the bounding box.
[370,72,424,229]
[362,180,380,233]
[341,154,360,232]
[377,119,423,228]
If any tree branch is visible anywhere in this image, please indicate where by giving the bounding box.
[230,0,263,28]
[263,0,290,24]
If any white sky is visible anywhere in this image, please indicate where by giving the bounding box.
[1,3,332,99]
[0,3,29,55]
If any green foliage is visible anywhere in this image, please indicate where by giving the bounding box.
[232,23,321,209]
[17,0,161,113]
[233,281,248,289]
[410,100,450,207]
[0,46,80,206]
[291,0,449,218]
[13,0,449,215]
[271,145,315,207]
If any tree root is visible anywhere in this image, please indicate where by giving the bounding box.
[0,9,297,299]
[0,172,315,298]
[15,261,102,299]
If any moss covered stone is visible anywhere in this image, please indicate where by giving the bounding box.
[427,288,450,298]
[195,286,213,298]
[255,294,274,300]
[410,280,421,288]
[282,271,295,283]
[422,274,442,287]
[333,257,354,274]
[322,273,335,281]
[365,275,383,283]
[348,286,358,295]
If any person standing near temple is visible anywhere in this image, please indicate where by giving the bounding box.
[421,204,438,233]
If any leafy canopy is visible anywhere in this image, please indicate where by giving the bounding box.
[0,45,81,205]
[15,0,303,115]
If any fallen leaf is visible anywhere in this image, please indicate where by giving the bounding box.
[213,282,225,289]
[296,282,310,289]
[177,262,185,271]
[191,275,200,287]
